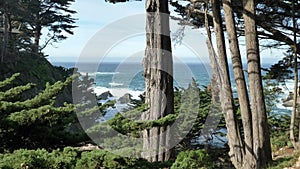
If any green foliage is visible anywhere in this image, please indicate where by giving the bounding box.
[0,54,73,94]
[0,73,21,89]
[129,93,146,108]
[269,114,291,151]
[263,79,283,115]
[264,59,293,81]
[75,149,171,169]
[76,150,138,169]
[171,150,214,169]
[74,73,116,130]
[0,147,78,169]
[0,73,86,152]
[263,71,291,151]
[177,79,202,134]
[0,0,77,55]
[0,149,52,169]
[0,74,76,113]
[86,110,178,149]
[50,147,79,169]
[0,148,172,169]
[108,112,178,137]
[102,134,143,157]
[0,83,35,101]
[268,152,300,169]
[175,79,223,149]
[88,79,222,152]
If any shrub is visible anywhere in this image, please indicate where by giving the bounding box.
[0,147,78,169]
[171,150,214,169]
[0,147,174,169]
[75,149,153,169]
[48,147,78,169]
[0,149,51,169]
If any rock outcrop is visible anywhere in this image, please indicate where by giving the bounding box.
[118,93,132,104]
[78,143,101,151]
[282,92,300,107]
[98,91,113,100]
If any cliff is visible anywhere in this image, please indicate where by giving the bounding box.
[0,53,73,103]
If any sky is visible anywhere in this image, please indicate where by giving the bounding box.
[45,0,283,65]
[45,0,145,63]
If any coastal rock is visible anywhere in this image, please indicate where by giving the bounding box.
[98,91,113,100]
[78,143,101,151]
[283,100,294,107]
[118,93,132,104]
[282,92,300,107]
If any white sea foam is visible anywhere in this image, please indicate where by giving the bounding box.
[94,86,144,100]
[94,86,144,117]
[275,79,294,112]
[108,82,124,87]
[79,72,120,76]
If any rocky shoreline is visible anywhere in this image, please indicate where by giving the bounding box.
[282,92,300,108]
[97,91,134,104]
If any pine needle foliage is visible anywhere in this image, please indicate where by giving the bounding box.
[0,73,83,152]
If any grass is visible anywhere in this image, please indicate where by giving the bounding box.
[268,151,300,169]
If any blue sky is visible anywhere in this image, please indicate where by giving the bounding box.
[45,0,282,64]
[45,0,145,63]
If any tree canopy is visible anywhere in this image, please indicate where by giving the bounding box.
[0,0,77,60]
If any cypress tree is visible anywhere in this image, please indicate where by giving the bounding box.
[0,73,83,152]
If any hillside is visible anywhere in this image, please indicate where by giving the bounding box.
[0,53,73,102]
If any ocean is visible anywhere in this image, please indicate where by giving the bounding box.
[52,61,293,116]
[54,62,212,98]
[51,61,294,147]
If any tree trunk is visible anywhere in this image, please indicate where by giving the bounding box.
[211,0,244,168]
[142,0,174,162]
[1,12,8,63]
[290,45,298,149]
[205,1,220,104]
[33,24,41,55]
[32,12,41,55]
[290,0,299,150]
[243,0,272,167]
[7,14,12,55]
[223,0,256,168]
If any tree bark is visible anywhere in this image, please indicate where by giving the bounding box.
[142,0,174,162]
[1,12,8,63]
[290,0,299,150]
[205,1,219,104]
[211,0,244,168]
[223,0,256,168]
[32,12,41,55]
[243,0,272,167]
[33,24,41,55]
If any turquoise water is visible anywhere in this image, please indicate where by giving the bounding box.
[53,61,292,146]
[52,62,212,90]
[52,61,291,115]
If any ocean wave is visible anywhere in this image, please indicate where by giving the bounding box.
[79,72,120,76]
[274,80,294,113]
[93,87,144,117]
[97,72,120,75]
[93,86,144,100]
[109,82,124,87]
